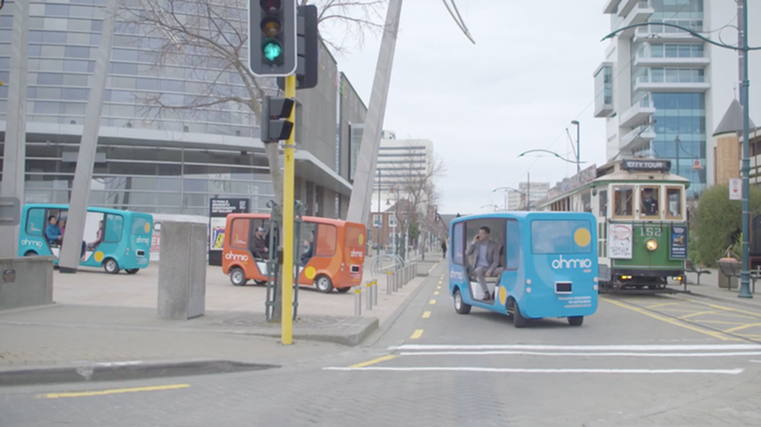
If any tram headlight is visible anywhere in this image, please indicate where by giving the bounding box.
[646,239,658,252]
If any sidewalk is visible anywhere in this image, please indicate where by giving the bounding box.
[0,256,442,384]
[679,268,761,310]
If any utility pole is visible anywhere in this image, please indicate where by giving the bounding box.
[571,120,580,174]
[738,0,753,299]
[377,169,381,257]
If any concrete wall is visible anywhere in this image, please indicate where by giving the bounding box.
[157,222,206,320]
[0,256,55,310]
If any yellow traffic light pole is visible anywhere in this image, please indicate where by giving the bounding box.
[281,74,296,345]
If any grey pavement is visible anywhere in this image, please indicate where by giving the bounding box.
[3,261,761,425]
[679,268,761,310]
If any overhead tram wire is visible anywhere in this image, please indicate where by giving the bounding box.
[517,0,732,179]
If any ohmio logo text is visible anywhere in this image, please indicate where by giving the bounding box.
[21,239,43,248]
[135,237,150,245]
[225,252,249,262]
[350,249,363,258]
[551,255,593,270]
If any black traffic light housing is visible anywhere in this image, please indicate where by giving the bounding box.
[261,96,295,143]
[249,0,297,76]
[278,5,318,90]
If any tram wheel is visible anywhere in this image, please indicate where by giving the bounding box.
[568,316,584,327]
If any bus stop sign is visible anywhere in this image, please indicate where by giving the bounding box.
[0,197,21,226]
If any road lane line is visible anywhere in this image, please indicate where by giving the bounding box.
[398,350,761,357]
[429,299,437,305]
[422,311,431,318]
[389,344,761,351]
[723,322,761,334]
[603,298,734,341]
[409,329,424,339]
[349,355,398,368]
[434,291,440,295]
[324,367,744,375]
[38,384,190,399]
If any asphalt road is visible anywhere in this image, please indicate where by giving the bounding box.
[3,262,761,426]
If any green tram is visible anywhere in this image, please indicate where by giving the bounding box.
[534,159,689,293]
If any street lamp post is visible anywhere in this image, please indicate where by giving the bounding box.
[492,186,527,211]
[571,120,580,174]
[602,2,758,298]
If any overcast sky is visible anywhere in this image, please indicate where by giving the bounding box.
[323,1,612,215]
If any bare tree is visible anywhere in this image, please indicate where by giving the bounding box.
[385,148,446,259]
[118,0,386,321]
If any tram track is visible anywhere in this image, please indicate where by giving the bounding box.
[603,295,761,345]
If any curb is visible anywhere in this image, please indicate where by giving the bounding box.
[0,360,279,387]
[362,261,442,347]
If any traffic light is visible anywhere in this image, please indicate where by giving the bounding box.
[278,5,318,90]
[261,96,295,143]
[249,0,297,76]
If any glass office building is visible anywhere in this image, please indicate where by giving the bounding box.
[0,0,363,217]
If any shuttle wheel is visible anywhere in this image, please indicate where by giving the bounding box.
[568,316,584,326]
[104,258,120,274]
[230,268,248,286]
[336,287,351,293]
[315,275,333,293]
[453,289,471,314]
[125,268,139,275]
[509,298,527,328]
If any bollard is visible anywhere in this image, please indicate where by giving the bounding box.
[373,279,378,304]
[354,287,361,316]
[386,272,392,295]
[365,281,373,310]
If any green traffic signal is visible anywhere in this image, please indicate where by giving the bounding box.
[262,39,282,62]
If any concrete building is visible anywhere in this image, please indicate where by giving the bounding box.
[0,0,365,219]
[519,181,550,209]
[371,135,434,211]
[594,0,761,199]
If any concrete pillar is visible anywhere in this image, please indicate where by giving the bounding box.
[0,0,30,258]
[59,0,119,272]
[157,222,206,320]
[346,0,403,224]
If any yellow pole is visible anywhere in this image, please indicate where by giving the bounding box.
[281,74,296,345]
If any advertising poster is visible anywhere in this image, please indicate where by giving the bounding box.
[670,225,687,259]
[609,224,633,259]
[208,198,250,266]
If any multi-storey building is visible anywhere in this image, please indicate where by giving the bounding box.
[0,0,365,219]
[594,0,761,198]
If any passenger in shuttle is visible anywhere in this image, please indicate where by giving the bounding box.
[466,226,502,300]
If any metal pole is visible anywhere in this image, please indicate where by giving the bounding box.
[59,0,118,272]
[675,135,680,176]
[280,74,298,340]
[527,172,531,211]
[354,287,361,315]
[346,0,403,224]
[386,273,392,294]
[572,120,580,174]
[373,279,378,304]
[0,0,29,258]
[376,169,381,258]
[739,0,753,299]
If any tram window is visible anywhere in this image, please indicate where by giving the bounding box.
[640,187,660,218]
[613,186,634,218]
[598,189,608,217]
[666,187,683,219]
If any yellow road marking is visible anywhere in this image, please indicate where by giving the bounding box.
[679,298,761,319]
[438,281,443,285]
[677,310,718,320]
[350,355,397,368]
[429,299,437,305]
[696,319,749,326]
[646,302,682,309]
[437,286,441,289]
[410,329,424,339]
[422,311,431,318]
[603,298,734,341]
[722,322,761,334]
[38,384,189,399]
[434,291,440,295]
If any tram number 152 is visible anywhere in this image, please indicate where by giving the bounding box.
[639,226,662,237]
